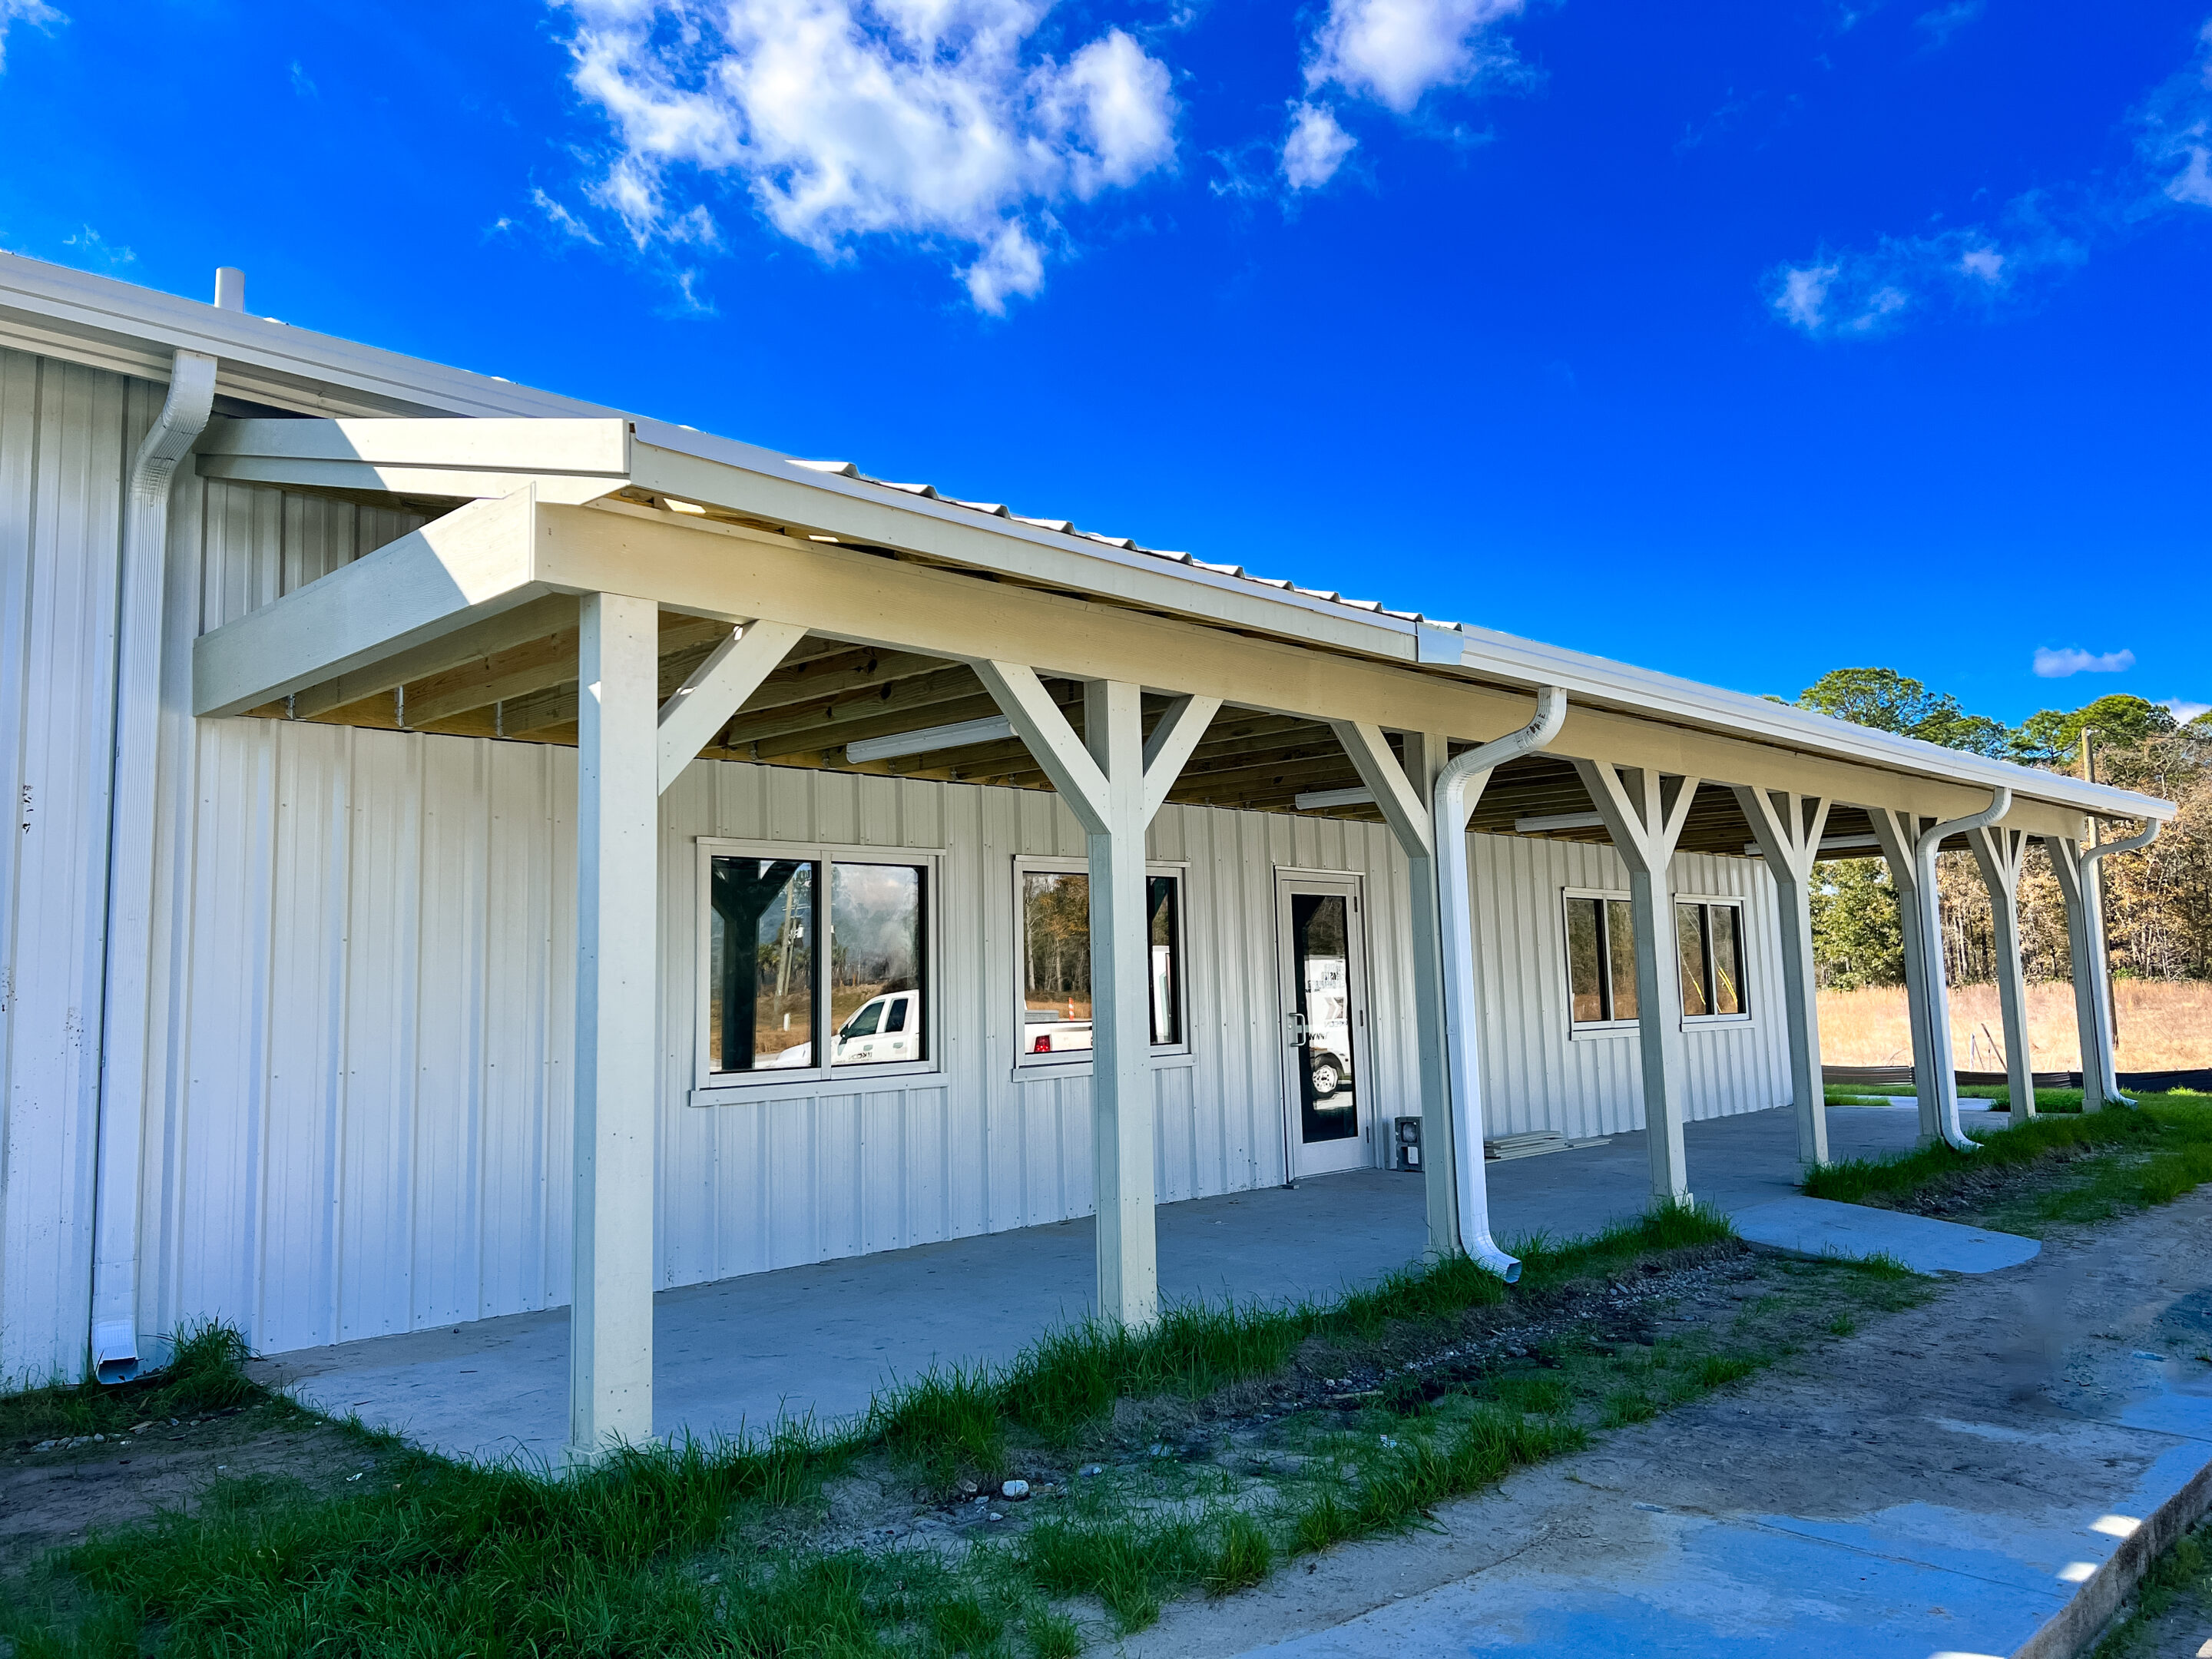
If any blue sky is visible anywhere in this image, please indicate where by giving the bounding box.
[1,0,2205,725]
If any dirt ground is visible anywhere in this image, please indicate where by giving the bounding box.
[1,1404,379,1581]
[1126,1186,2212,1656]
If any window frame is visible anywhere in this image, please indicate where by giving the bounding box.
[692,837,945,1094]
[1012,856,1193,1068]
[1561,886,1640,1036]
[1674,893,1753,1027]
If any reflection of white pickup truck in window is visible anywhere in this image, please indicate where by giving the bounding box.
[833,988,922,1065]
[1024,1007,1094,1055]
[757,988,923,1069]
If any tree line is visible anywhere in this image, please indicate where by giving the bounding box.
[1793,669,2212,988]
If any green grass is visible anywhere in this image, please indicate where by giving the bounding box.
[4,1200,1896,1656]
[872,1200,1735,1483]
[0,1323,260,1446]
[1823,1085,1906,1107]
[1959,1084,2087,1113]
[2091,1513,2212,1657]
[1801,1091,2212,1231]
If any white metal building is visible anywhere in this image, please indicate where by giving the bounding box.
[0,256,2171,1462]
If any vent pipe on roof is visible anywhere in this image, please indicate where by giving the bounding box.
[88,345,218,1384]
[214,267,244,311]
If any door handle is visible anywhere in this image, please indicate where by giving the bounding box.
[1286,1012,1310,1046]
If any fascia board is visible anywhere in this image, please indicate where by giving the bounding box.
[624,435,2174,825]
[627,434,1417,664]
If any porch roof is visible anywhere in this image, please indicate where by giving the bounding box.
[0,251,2168,842]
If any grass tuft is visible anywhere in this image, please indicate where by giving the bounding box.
[1,1320,260,1446]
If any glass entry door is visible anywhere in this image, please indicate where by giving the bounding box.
[1275,874,1370,1180]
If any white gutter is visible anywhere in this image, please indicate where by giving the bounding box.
[88,283,223,1382]
[1910,788,2012,1155]
[2078,819,2163,1106]
[1435,686,1569,1281]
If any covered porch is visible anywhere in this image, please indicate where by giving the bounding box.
[173,412,2166,1465]
[253,1100,1982,1466]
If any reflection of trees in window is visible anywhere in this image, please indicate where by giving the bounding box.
[1023,873,1091,1017]
[1565,896,1639,1025]
[710,859,814,1071]
[1676,901,1746,1019]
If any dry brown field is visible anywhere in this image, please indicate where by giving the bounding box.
[1817,979,2212,1071]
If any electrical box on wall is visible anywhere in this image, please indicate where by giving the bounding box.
[1394,1116,1422,1172]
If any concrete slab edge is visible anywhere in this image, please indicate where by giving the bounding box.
[2013,1445,2212,1659]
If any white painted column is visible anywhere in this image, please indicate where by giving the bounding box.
[973,665,1217,1330]
[1084,680,1157,1328]
[1967,826,2037,1119]
[1734,788,1832,1168]
[568,592,661,1465]
[1333,724,1456,1257]
[2045,837,2108,1111]
[1868,808,1945,1141]
[1576,763,1700,1206]
[1402,731,1459,1258]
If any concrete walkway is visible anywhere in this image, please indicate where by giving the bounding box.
[1129,1185,2212,1659]
[254,1101,1990,1466]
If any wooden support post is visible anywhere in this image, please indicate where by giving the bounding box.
[1734,787,1833,1167]
[2045,836,2111,1111]
[1968,826,2038,1119]
[568,592,661,1465]
[1330,722,1457,1257]
[1575,762,1700,1205]
[1867,807,1945,1141]
[1085,680,1154,1327]
[972,664,1218,1329]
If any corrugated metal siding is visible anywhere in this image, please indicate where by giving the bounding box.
[3,422,1795,1376]
[0,353,166,1386]
[1464,833,1790,1139]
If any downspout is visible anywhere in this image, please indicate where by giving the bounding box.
[89,291,224,1382]
[1434,686,1568,1282]
[2078,818,2161,1107]
[1911,786,2011,1154]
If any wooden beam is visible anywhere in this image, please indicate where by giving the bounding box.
[657,621,808,794]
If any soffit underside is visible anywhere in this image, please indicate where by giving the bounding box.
[243,607,1969,861]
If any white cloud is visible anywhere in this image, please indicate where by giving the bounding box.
[0,0,62,71]
[1304,0,1525,115]
[290,59,317,98]
[1767,214,2083,339]
[1282,101,1356,190]
[1913,0,1982,48]
[1280,0,1526,190]
[2161,697,2211,723]
[556,0,1176,312]
[2137,20,2212,208]
[2034,646,2137,678]
[1771,22,2212,342]
[61,225,132,270]
[532,186,603,244]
